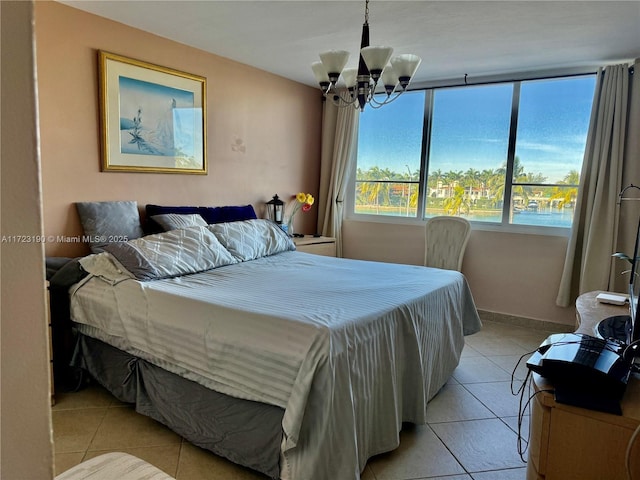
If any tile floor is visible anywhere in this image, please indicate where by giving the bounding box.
[52,320,558,479]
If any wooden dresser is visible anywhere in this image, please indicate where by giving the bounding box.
[527,291,640,479]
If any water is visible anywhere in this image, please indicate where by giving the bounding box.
[355,206,574,228]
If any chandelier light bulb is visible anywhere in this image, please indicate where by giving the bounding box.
[390,54,422,89]
[312,61,331,91]
[319,50,350,84]
[360,46,393,79]
[381,65,399,94]
[340,68,358,89]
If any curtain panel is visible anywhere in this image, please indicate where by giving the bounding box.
[557,62,638,307]
[316,94,359,257]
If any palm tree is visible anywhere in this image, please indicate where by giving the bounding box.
[356,166,392,213]
[550,170,580,208]
[444,185,471,216]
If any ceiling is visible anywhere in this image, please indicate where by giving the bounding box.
[60,1,640,87]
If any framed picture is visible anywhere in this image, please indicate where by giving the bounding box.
[98,51,207,174]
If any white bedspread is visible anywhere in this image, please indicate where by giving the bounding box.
[71,251,481,480]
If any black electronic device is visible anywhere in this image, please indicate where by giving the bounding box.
[527,333,632,415]
[597,215,640,353]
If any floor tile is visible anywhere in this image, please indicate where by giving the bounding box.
[176,442,268,479]
[430,418,525,473]
[452,356,512,384]
[511,332,551,352]
[471,467,527,479]
[360,465,376,480]
[500,415,531,440]
[88,406,182,451]
[428,475,472,480]
[460,344,483,358]
[84,444,181,477]
[485,353,532,381]
[53,384,118,411]
[464,381,524,417]
[52,408,107,453]
[427,383,495,423]
[367,424,465,480]
[54,452,85,476]
[464,335,531,356]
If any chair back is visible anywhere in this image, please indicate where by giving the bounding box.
[424,216,471,271]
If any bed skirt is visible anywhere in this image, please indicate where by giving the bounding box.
[71,334,284,479]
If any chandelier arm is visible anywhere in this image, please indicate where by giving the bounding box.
[368,90,406,108]
[325,88,360,108]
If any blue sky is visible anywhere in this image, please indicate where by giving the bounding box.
[357,75,596,183]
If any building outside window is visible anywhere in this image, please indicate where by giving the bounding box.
[352,74,596,229]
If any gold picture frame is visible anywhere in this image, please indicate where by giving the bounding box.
[98,51,207,174]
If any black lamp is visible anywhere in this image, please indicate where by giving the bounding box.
[266,194,285,225]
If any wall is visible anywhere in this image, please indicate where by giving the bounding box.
[35,1,322,257]
[343,220,576,326]
[1,1,54,478]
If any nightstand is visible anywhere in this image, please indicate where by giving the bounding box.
[293,235,336,257]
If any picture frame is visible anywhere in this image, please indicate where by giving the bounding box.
[98,51,207,174]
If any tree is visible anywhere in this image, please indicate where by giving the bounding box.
[550,170,580,208]
[356,166,392,213]
[444,185,471,216]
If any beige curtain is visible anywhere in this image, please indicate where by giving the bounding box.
[316,95,360,257]
[557,63,635,307]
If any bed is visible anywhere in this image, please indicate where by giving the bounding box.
[64,205,481,480]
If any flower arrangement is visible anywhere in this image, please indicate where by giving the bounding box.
[286,192,314,236]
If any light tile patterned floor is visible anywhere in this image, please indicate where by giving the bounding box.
[52,320,556,479]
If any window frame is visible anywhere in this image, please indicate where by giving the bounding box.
[346,67,597,236]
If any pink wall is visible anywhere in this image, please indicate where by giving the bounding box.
[342,220,576,326]
[2,2,54,477]
[35,1,322,257]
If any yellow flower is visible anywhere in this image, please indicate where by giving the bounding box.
[296,192,307,203]
[305,194,314,206]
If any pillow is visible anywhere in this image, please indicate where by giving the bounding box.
[145,204,257,232]
[150,213,207,231]
[207,219,295,262]
[145,204,202,233]
[104,226,237,281]
[76,201,144,253]
[212,205,257,223]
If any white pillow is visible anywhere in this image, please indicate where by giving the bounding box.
[207,219,295,262]
[150,213,207,231]
[104,226,237,280]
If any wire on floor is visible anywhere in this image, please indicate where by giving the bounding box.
[510,349,554,463]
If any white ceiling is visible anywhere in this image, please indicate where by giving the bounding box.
[60,1,640,87]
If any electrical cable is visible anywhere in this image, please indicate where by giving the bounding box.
[510,349,555,462]
[626,422,640,480]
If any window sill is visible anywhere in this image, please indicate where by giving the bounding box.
[345,213,571,237]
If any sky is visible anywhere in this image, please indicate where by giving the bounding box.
[357,75,596,184]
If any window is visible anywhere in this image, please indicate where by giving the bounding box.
[353,74,596,228]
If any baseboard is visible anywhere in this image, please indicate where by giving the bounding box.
[478,309,575,333]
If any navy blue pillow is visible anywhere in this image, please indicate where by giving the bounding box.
[144,204,257,232]
[216,205,257,223]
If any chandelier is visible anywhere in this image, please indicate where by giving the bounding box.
[311,0,421,111]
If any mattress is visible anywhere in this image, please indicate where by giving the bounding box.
[70,250,481,480]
